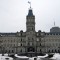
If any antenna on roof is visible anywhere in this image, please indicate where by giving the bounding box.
[54,21,55,27]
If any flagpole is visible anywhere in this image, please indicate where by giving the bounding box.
[54,21,55,27]
[30,2,31,8]
[28,1,31,8]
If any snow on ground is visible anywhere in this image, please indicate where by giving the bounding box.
[29,57,36,60]
[0,53,60,60]
[37,54,48,60]
[15,54,29,58]
[37,54,48,58]
[37,53,60,60]
[0,54,13,60]
[51,53,60,60]
[4,53,8,57]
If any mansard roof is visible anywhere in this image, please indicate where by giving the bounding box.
[45,32,60,35]
[27,9,34,16]
[50,26,60,33]
[0,33,16,36]
[0,31,26,37]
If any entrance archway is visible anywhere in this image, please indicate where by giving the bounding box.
[28,47,35,52]
[27,47,35,57]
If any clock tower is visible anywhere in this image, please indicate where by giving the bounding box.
[26,8,36,56]
[26,8,35,32]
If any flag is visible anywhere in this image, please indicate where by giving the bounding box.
[28,1,31,8]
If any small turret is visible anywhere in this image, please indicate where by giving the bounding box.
[50,27,60,33]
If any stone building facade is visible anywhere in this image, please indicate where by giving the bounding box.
[0,8,60,55]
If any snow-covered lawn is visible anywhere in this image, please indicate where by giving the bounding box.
[0,53,60,60]
[50,53,60,60]
[37,53,60,60]
[15,54,28,58]
[0,54,13,60]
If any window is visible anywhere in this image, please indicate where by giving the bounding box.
[9,50,10,53]
[21,44,22,46]
[28,43,30,45]
[32,28,33,30]
[21,33,22,36]
[5,50,7,53]
[48,50,50,53]
[40,43,41,46]
[55,50,57,52]
[28,37,30,40]
[52,50,53,53]
[12,50,14,53]
[20,49,22,52]
[14,39,15,42]
[40,38,41,41]
[40,49,41,52]
[32,38,34,40]
[14,44,15,47]
[21,38,22,41]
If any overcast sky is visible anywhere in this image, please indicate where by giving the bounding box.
[0,0,60,32]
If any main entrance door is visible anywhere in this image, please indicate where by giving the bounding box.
[28,47,35,52]
[27,47,35,57]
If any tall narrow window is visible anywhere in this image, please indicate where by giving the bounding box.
[21,44,22,46]
[20,49,22,52]
[28,37,30,40]
[12,50,14,53]
[32,28,33,30]
[40,43,41,46]
[21,38,22,41]
[40,49,41,52]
